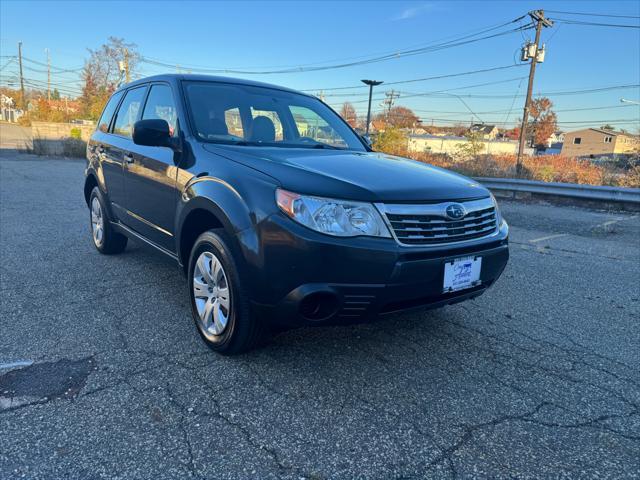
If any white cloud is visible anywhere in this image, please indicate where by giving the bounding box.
[392,3,436,21]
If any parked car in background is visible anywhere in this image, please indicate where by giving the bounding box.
[84,74,509,354]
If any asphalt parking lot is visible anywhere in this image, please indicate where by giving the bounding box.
[1,151,639,479]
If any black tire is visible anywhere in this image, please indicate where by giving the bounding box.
[188,230,267,355]
[89,187,127,254]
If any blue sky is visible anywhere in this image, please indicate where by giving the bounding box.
[1,0,639,131]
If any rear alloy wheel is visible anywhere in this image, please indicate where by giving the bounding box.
[91,197,105,248]
[188,230,266,354]
[89,187,127,254]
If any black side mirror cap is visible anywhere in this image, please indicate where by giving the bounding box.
[133,119,174,149]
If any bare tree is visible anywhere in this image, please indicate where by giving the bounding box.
[80,37,140,120]
[339,102,358,128]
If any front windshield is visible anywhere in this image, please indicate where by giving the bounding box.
[183,81,366,151]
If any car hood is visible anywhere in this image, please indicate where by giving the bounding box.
[203,144,489,202]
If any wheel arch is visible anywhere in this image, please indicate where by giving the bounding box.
[84,173,99,206]
[176,195,251,272]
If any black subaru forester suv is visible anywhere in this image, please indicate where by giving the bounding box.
[85,74,509,354]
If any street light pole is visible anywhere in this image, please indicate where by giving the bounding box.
[620,98,640,106]
[361,79,383,136]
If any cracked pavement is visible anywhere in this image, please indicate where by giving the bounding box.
[1,151,639,479]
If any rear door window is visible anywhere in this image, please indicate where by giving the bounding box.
[112,86,147,138]
[97,90,124,133]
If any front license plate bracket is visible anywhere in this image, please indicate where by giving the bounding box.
[443,256,482,293]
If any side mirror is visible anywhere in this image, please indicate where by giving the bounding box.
[133,119,172,148]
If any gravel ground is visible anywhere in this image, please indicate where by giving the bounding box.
[1,151,639,479]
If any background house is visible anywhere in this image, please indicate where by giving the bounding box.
[561,128,639,159]
[469,123,499,140]
[0,93,23,122]
[547,131,565,146]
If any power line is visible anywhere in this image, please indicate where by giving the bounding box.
[407,117,639,126]
[356,104,638,116]
[301,64,527,92]
[396,84,640,100]
[21,56,83,73]
[142,17,528,72]
[0,58,14,72]
[425,104,638,117]
[322,76,526,98]
[550,18,640,29]
[401,76,528,97]
[1,71,83,91]
[502,78,525,127]
[545,10,640,19]
[140,19,533,75]
[339,83,640,104]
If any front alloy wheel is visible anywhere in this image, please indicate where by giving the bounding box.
[188,230,266,354]
[193,251,231,337]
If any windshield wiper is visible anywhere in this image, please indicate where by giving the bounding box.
[311,143,342,150]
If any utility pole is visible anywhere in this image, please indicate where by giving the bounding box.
[18,41,25,110]
[383,89,400,118]
[516,10,553,176]
[361,79,383,136]
[124,48,130,83]
[45,48,51,103]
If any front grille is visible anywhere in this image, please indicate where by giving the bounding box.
[383,202,498,246]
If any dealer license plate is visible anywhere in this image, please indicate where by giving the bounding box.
[443,256,482,293]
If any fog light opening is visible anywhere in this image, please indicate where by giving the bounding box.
[299,292,339,321]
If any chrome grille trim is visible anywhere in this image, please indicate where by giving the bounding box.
[376,197,499,247]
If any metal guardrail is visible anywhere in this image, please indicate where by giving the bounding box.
[474,177,640,205]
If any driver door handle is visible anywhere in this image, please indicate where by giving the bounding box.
[124,153,134,164]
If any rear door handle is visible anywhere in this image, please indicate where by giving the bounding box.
[124,153,134,164]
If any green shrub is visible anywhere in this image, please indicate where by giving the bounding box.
[62,138,87,158]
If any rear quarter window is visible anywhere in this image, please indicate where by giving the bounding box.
[97,90,124,133]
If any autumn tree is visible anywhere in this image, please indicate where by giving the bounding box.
[80,37,140,120]
[339,102,358,128]
[528,97,557,148]
[503,126,520,141]
[375,106,420,129]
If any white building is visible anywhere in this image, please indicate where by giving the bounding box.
[408,134,534,156]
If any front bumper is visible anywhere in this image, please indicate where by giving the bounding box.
[239,213,509,326]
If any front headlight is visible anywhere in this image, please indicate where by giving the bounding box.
[276,189,391,238]
[490,192,504,226]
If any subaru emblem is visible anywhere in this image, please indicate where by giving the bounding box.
[445,203,466,220]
